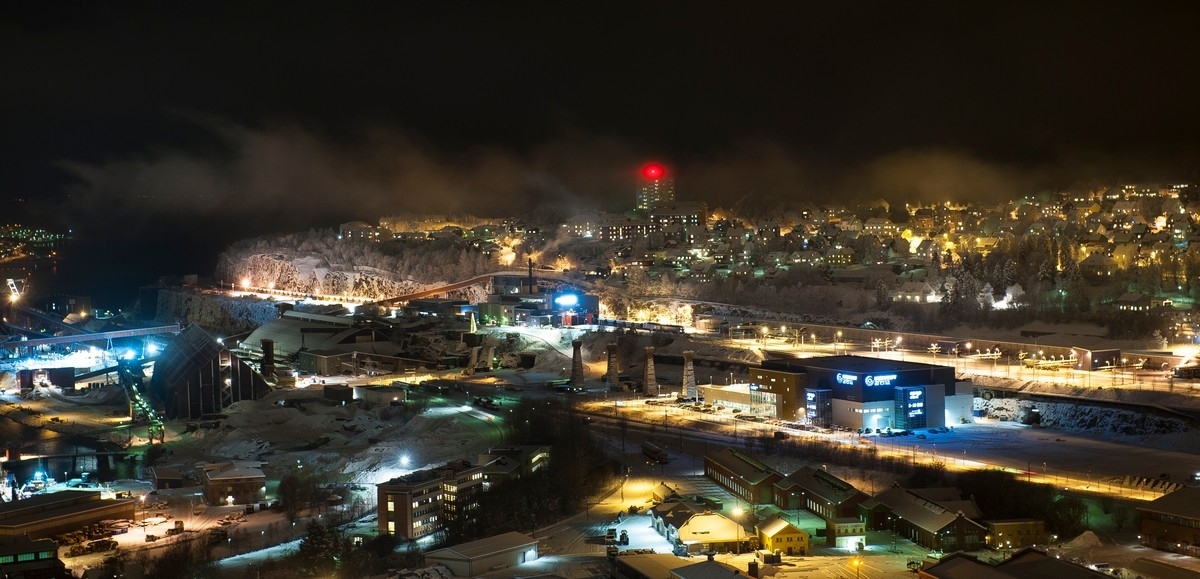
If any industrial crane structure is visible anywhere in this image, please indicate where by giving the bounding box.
[5,275,28,302]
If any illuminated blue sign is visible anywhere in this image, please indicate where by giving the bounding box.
[864,374,898,387]
[554,294,579,307]
[899,387,925,420]
[806,391,816,401]
[835,373,858,386]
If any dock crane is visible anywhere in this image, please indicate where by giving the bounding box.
[5,274,29,302]
[4,276,28,323]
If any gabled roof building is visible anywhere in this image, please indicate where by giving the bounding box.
[772,466,868,547]
[423,531,538,577]
[919,547,1111,578]
[703,448,782,505]
[755,514,809,556]
[1138,485,1200,554]
[859,486,985,552]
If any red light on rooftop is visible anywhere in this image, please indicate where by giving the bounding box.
[641,163,666,180]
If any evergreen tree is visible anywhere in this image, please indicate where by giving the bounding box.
[1001,259,1018,289]
[875,280,891,310]
[297,520,345,576]
[1037,260,1055,284]
[1060,251,1081,282]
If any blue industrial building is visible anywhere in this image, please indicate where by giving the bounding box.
[754,356,972,431]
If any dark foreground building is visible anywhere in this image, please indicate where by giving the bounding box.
[0,534,66,579]
[149,324,271,419]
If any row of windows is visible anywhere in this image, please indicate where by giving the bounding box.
[705,467,751,501]
[1146,512,1200,528]
[414,494,441,508]
[992,528,1037,536]
[808,498,831,520]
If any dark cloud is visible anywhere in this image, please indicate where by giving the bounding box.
[56,119,1200,241]
[57,121,643,229]
[852,150,1032,205]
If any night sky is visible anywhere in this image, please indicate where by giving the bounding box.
[3,2,1200,302]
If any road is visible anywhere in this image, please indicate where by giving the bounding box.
[575,386,1195,503]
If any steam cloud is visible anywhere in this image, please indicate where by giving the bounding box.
[55,118,1145,239]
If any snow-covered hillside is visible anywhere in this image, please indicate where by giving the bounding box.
[969,373,1200,453]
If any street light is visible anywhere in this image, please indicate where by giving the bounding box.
[732,507,744,554]
[852,557,862,578]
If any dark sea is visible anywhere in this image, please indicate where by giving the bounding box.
[4,231,224,312]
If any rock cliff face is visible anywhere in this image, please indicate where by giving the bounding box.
[154,288,280,335]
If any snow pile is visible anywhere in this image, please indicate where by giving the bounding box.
[209,439,273,461]
[1061,530,1102,550]
[976,397,1189,438]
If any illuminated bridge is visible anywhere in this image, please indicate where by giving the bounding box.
[1,324,182,353]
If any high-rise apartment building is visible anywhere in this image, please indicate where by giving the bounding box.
[636,163,675,211]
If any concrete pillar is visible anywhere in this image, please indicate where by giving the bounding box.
[643,346,657,396]
[606,343,620,390]
[482,345,496,371]
[464,346,481,375]
[570,339,585,390]
[683,350,696,400]
[260,339,276,378]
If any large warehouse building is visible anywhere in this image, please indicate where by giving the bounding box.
[755,356,973,430]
